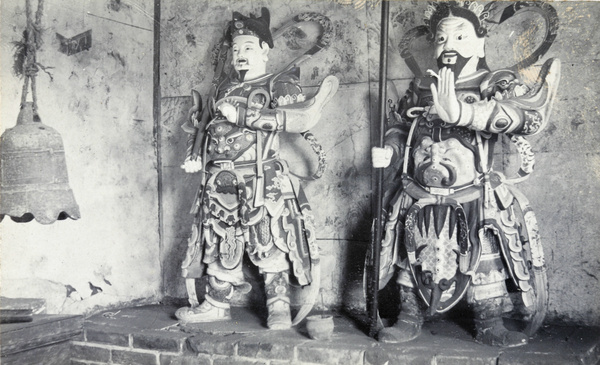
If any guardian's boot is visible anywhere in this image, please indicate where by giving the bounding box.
[472,297,528,347]
[378,285,424,343]
[175,276,232,324]
[265,271,292,330]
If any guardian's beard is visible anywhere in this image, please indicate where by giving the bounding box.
[237,70,248,81]
[437,51,471,76]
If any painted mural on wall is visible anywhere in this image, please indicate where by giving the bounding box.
[371,1,560,347]
[174,7,339,330]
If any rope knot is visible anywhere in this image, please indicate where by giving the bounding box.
[23,62,39,77]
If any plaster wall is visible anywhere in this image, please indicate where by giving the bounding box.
[0,0,159,314]
[160,0,600,327]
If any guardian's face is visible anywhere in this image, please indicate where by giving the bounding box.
[434,16,485,76]
[231,35,269,79]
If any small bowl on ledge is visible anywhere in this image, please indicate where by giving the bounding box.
[306,314,334,340]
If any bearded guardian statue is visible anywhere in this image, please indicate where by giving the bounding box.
[372,1,560,347]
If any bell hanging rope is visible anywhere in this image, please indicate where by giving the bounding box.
[0,0,80,224]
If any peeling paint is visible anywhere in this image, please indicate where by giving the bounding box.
[89,282,104,296]
[65,284,77,297]
[108,0,131,13]
[185,33,196,47]
[108,51,126,67]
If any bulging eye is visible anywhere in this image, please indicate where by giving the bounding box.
[226,137,235,144]
[457,35,463,40]
[437,35,446,43]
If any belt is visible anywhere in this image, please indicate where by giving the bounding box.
[207,158,277,172]
[403,175,484,203]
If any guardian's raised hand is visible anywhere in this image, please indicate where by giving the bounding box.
[430,67,460,125]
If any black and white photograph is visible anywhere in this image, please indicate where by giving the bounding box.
[1,1,599,364]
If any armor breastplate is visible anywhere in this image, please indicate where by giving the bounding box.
[206,75,273,162]
[207,122,257,161]
[410,75,491,189]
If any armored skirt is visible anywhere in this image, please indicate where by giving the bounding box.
[180,69,325,295]
[182,156,318,288]
[378,159,545,316]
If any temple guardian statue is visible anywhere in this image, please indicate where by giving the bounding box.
[175,8,338,330]
[372,1,560,347]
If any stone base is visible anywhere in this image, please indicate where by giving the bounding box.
[61,304,600,365]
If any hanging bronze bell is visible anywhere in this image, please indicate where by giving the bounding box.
[0,102,80,224]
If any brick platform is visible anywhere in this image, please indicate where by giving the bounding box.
[1,314,83,365]
[67,304,600,365]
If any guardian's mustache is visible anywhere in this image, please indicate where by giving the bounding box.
[436,51,470,76]
[235,57,249,68]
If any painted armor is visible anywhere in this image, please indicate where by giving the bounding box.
[176,7,338,329]
[373,1,562,346]
[181,69,319,290]
[379,58,559,318]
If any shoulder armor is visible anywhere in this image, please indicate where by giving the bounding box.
[270,67,304,106]
[480,69,527,100]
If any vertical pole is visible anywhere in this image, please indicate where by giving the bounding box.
[367,0,390,338]
[153,0,164,296]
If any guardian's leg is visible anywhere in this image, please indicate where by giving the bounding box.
[175,276,233,323]
[469,283,528,347]
[264,271,292,329]
[378,268,425,343]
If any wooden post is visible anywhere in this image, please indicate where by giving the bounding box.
[367,0,390,338]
